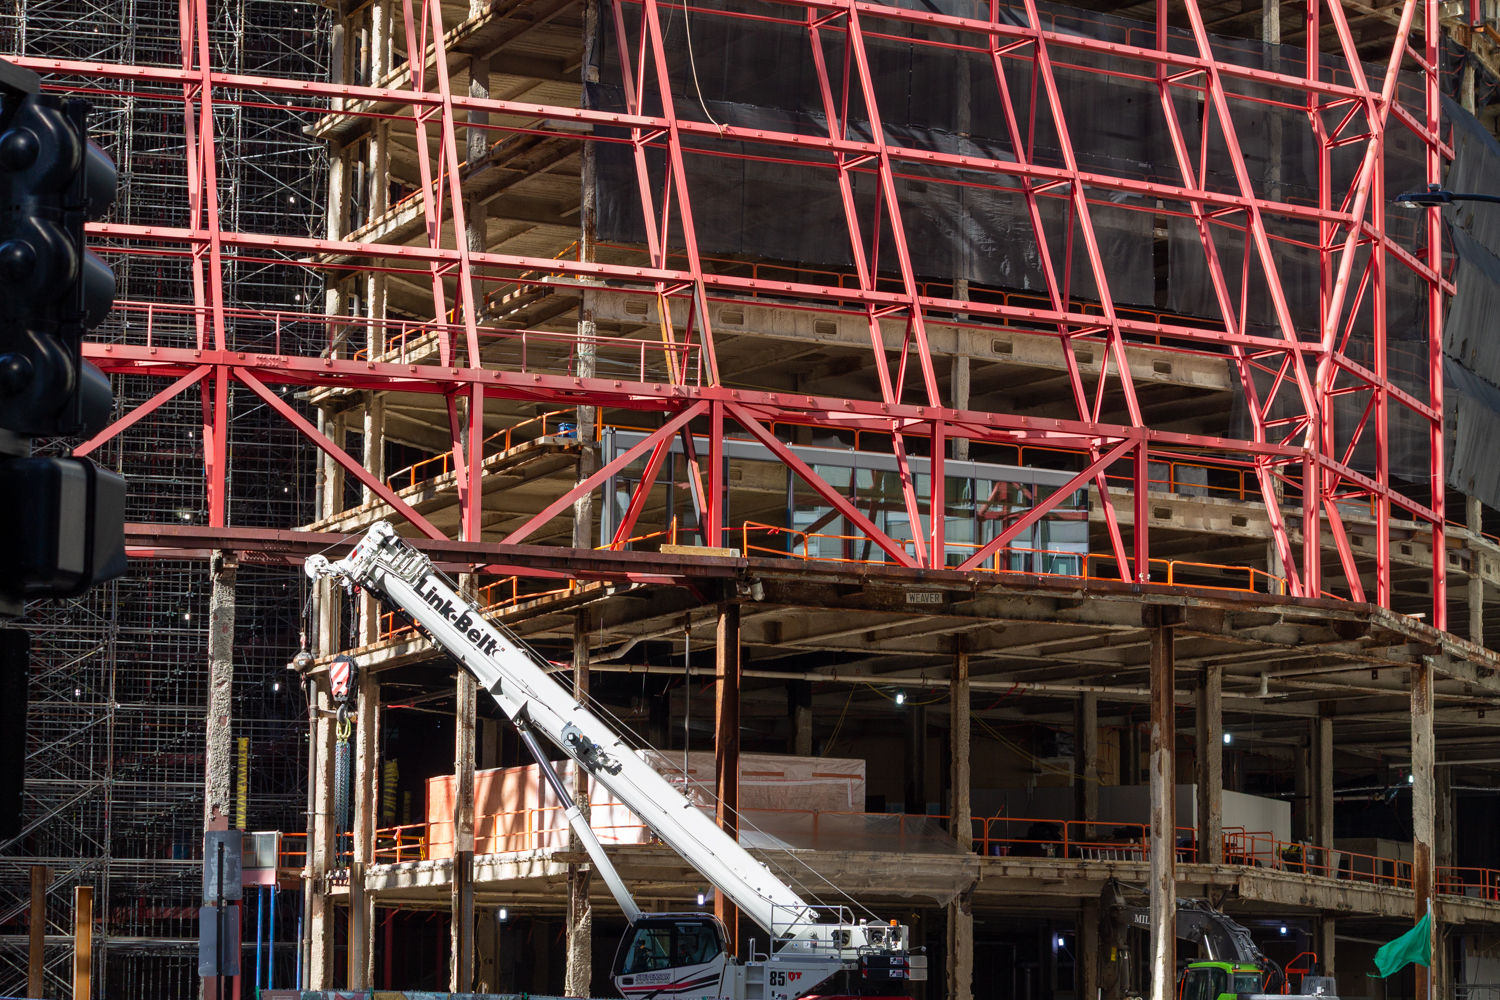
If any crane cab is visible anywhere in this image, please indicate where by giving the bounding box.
[613,914,730,1000]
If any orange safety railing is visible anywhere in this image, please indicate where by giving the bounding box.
[385,409,577,491]
[373,823,429,864]
[972,816,1199,863]
[301,808,1500,900]
[278,832,307,869]
[739,522,1288,596]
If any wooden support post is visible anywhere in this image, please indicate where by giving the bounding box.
[1148,622,1175,1000]
[1079,898,1100,1000]
[1470,496,1485,648]
[72,885,92,1000]
[1412,661,1435,1000]
[952,653,972,852]
[1313,710,1334,874]
[715,603,741,952]
[28,864,47,998]
[1195,664,1223,864]
[205,552,236,829]
[1075,692,1098,835]
[566,611,594,998]
[788,680,813,757]
[452,670,476,992]
[349,666,378,988]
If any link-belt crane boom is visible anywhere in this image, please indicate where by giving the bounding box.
[306,522,918,1000]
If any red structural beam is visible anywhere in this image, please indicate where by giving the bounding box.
[45,0,1451,619]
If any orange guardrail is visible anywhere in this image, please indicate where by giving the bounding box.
[290,807,1500,901]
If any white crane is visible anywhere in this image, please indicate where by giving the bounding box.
[306,521,921,1000]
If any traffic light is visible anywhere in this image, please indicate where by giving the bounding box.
[0,58,125,614]
[0,58,116,437]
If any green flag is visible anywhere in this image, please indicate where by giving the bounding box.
[1373,912,1432,978]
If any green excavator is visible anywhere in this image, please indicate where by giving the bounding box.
[1100,879,1338,1000]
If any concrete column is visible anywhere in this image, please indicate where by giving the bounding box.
[1148,624,1175,1000]
[1463,60,1477,115]
[1195,664,1223,864]
[307,684,336,989]
[715,603,741,951]
[466,54,490,343]
[1469,495,1484,648]
[1079,899,1100,1000]
[952,653,972,852]
[1314,917,1335,977]
[951,355,971,462]
[204,551,237,829]
[788,680,813,756]
[349,665,378,987]
[567,611,593,997]
[1412,661,1436,1000]
[946,892,974,1000]
[370,0,391,83]
[1312,712,1334,873]
[451,671,477,991]
[1075,692,1098,835]
[906,703,928,814]
[574,0,600,543]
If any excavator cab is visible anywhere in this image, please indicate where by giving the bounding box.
[1180,962,1266,1000]
[613,915,730,1000]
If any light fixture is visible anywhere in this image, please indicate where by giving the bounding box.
[498,907,508,922]
[183,612,191,621]
[1279,926,1288,936]
[1407,773,1415,785]
[1056,936,1065,948]
[1223,732,1232,745]
[894,691,906,706]
[273,681,281,692]
[696,891,706,906]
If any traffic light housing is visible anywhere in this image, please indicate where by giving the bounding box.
[0,59,116,437]
[0,59,125,614]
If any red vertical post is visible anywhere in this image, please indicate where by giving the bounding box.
[1303,458,1321,600]
[1133,439,1149,583]
[930,419,945,568]
[1426,0,1447,630]
[707,401,724,548]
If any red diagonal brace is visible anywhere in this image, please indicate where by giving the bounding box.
[727,402,917,568]
[73,364,211,458]
[506,401,708,546]
[237,368,448,540]
[958,438,1135,572]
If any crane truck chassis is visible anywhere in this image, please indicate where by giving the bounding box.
[306,522,922,1000]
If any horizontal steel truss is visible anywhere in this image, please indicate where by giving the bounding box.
[31,0,1448,622]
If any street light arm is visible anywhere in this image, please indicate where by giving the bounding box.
[1393,183,1500,208]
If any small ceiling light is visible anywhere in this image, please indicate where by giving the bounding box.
[1223,732,1232,745]
[894,691,906,706]
[498,907,508,922]
[1279,926,1288,936]
[696,892,706,906]
[272,681,281,692]
[1056,936,1065,948]
[1408,773,1415,784]
[74,688,81,697]
[183,612,191,621]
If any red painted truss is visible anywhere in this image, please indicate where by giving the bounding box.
[22,0,1450,623]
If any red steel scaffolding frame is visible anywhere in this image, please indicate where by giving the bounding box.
[19,0,1451,622]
